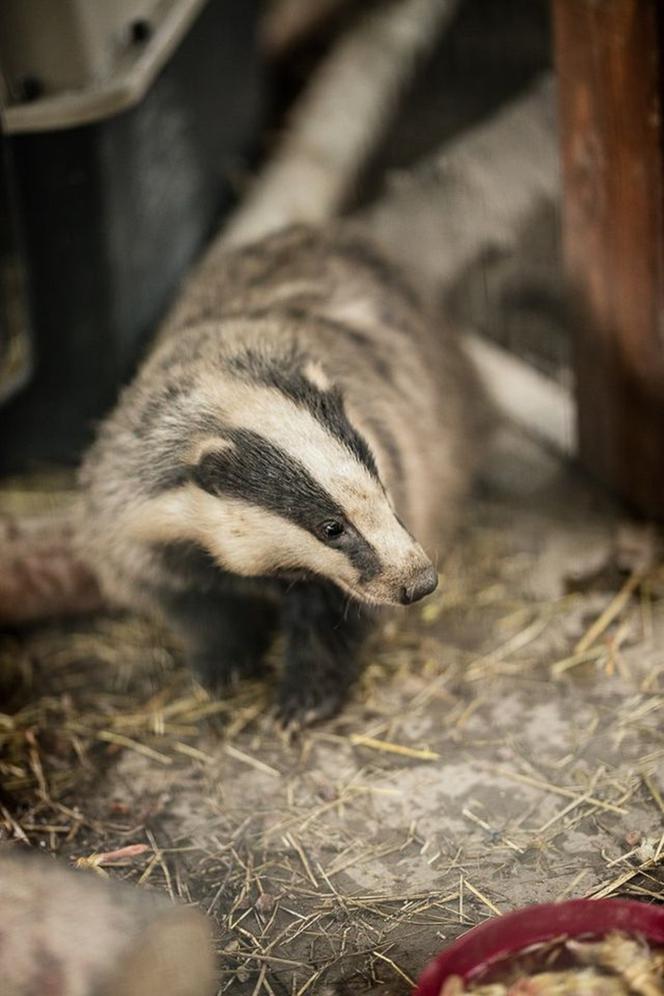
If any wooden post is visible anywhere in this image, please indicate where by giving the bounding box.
[552,0,664,519]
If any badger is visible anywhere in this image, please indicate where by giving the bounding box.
[79,224,481,724]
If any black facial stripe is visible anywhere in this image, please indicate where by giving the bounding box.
[131,380,223,494]
[364,415,404,485]
[346,535,381,583]
[198,428,341,522]
[228,344,379,479]
[193,429,381,581]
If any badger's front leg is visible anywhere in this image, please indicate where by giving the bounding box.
[278,580,376,726]
[162,588,278,692]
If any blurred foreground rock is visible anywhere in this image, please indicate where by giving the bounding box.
[0,847,216,996]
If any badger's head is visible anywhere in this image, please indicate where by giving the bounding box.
[130,345,438,607]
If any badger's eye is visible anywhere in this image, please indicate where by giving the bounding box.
[319,519,345,542]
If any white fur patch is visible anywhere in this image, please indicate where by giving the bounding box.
[192,370,382,515]
[130,332,434,601]
[302,359,330,391]
[186,435,235,465]
[183,369,429,593]
[120,484,358,585]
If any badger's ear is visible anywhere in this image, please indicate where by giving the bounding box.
[301,359,331,392]
[188,437,235,494]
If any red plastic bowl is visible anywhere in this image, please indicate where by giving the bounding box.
[414,899,664,996]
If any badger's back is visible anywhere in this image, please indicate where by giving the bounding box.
[80,225,479,609]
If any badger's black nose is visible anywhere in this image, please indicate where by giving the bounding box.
[400,566,439,605]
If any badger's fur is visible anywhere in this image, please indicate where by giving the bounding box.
[79,225,481,723]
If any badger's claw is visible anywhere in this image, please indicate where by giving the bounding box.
[275,680,347,731]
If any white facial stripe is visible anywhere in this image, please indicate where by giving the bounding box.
[119,484,358,583]
[189,369,429,580]
[193,372,384,521]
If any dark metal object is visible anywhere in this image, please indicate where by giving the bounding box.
[0,0,261,471]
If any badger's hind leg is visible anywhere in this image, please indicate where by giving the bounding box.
[162,588,279,692]
[278,581,375,727]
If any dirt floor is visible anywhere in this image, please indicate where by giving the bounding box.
[1,425,663,995]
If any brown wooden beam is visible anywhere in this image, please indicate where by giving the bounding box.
[553,0,664,518]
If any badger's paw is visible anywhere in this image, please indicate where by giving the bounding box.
[192,652,267,694]
[275,679,348,732]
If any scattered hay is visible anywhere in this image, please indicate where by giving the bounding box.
[0,471,662,994]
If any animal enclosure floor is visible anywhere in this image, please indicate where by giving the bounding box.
[1,427,663,995]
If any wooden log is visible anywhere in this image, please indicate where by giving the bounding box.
[0,848,216,996]
[260,0,353,59]
[222,0,461,247]
[552,0,664,518]
[0,511,105,623]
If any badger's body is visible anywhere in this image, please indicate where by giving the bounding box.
[80,224,480,722]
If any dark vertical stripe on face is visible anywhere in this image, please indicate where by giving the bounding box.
[227,344,379,479]
[192,429,381,581]
[364,415,404,486]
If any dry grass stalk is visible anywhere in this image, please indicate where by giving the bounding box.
[575,570,644,654]
[0,471,662,992]
[349,733,439,760]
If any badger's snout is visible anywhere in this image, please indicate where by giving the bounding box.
[345,501,439,607]
[399,564,438,605]
[354,539,439,606]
